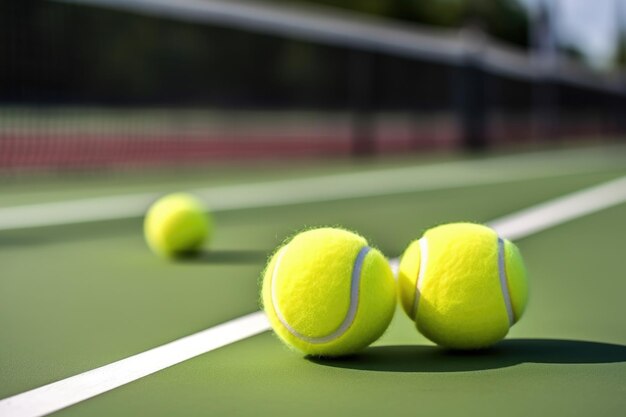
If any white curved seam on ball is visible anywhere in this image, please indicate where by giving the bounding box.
[497,237,515,327]
[412,237,428,321]
[388,258,400,279]
[271,245,371,344]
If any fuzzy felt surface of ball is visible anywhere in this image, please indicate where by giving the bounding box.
[262,228,396,357]
[398,222,528,349]
[144,193,212,257]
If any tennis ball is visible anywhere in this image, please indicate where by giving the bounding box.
[398,222,528,349]
[262,227,396,357]
[144,193,212,257]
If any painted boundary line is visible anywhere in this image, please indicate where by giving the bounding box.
[1,145,625,231]
[489,176,626,240]
[1,175,626,417]
[0,313,271,417]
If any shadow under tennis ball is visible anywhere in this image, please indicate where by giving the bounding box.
[174,249,270,265]
[309,339,626,373]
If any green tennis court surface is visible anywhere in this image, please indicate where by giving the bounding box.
[1,146,625,417]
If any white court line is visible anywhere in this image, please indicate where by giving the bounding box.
[0,313,270,417]
[1,145,625,231]
[489,176,626,240]
[1,175,626,417]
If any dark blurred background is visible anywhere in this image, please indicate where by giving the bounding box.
[1,0,625,173]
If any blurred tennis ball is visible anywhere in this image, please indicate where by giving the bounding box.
[144,193,212,257]
[262,227,396,357]
[398,222,528,349]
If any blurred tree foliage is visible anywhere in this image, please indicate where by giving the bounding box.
[271,0,530,48]
[616,36,626,68]
[0,0,529,107]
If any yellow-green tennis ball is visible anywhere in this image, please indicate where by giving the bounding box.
[262,227,396,357]
[398,222,528,349]
[144,193,212,257]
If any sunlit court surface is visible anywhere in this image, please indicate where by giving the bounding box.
[1,1,626,417]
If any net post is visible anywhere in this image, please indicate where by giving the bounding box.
[349,50,376,157]
[457,56,487,152]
